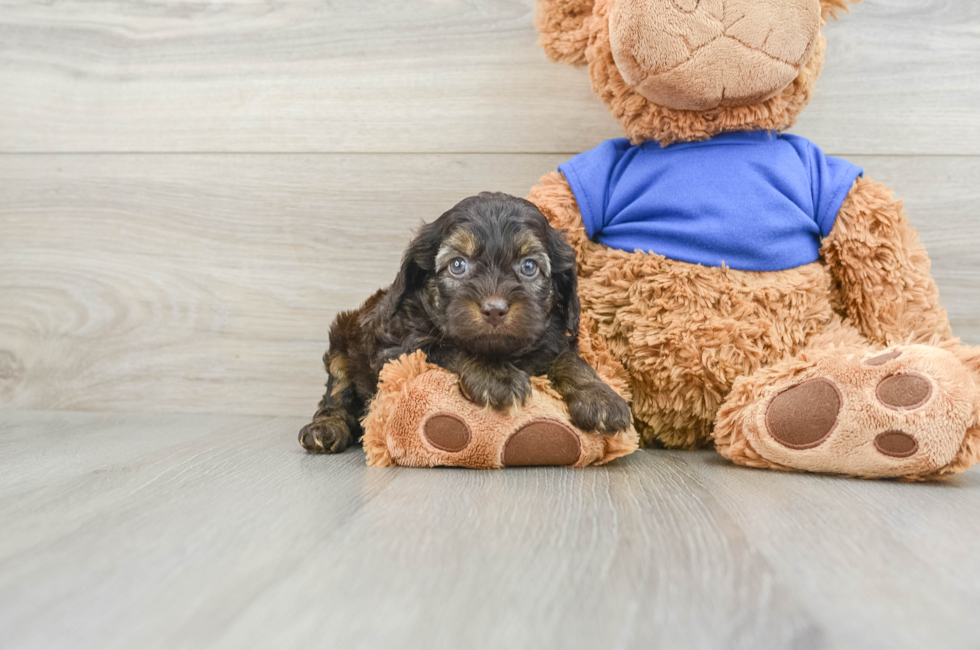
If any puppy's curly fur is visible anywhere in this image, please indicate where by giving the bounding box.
[300,192,632,454]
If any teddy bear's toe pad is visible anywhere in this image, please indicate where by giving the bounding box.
[876,373,932,410]
[765,378,841,449]
[502,419,582,467]
[423,413,472,452]
[874,430,919,458]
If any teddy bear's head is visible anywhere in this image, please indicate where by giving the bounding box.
[536,0,858,144]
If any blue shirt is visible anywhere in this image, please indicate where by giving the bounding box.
[557,132,863,271]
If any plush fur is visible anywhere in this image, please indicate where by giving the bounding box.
[529,0,980,479]
[535,0,596,65]
[821,176,952,346]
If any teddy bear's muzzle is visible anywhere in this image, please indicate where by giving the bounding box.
[609,0,822,110]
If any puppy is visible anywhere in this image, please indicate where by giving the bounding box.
[299,192,632,454]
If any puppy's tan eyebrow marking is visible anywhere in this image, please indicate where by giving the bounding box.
[435,229,478,269]
[450,229,478,257]
[515,231,545,257]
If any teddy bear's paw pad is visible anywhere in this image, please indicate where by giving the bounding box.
[874,430,919,458]
[502,419,582,467]
[765,378,841,450]
[876,373,933,411]
[423,413,472,452]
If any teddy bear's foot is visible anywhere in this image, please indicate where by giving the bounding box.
[362,351,639,469]
[423,414,582,467]
[715,344,980,479]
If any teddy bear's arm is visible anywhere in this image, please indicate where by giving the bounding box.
[535,0,595,66]
[821,175,952,347]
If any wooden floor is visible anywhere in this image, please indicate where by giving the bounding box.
[2,0,980,647]
[1,410,978,650]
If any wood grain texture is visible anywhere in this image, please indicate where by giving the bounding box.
[0,0,978,155]
[0,410,978,650]
[2,153,978,417]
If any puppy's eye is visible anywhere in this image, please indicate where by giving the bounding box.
[449,258,468,276]
[520,259,539,278]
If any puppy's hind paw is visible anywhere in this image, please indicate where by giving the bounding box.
[299,416,351,454]
[567,382,632,434]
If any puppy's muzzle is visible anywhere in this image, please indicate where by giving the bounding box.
[480,298,510,327]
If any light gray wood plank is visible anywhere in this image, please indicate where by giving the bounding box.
[0,0,977,155]
[676,453,980,650]
[789,0,980,156]
[1,153,978,417]
[0,410,978,650]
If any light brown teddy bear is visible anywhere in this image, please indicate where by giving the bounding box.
[520,0,980,479]
[362,0,980,479]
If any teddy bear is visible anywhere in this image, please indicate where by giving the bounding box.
[359,0,980,479]
[516,0,980,479]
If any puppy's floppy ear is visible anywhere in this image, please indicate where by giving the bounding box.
[387,219,445,314]
[548,227,581,342]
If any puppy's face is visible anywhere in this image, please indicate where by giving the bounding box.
[392,193,579,358]
[432,214,555,355]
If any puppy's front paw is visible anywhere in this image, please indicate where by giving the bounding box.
[567,383,632,434]
[459,364,532,411]
[299,416,351,454]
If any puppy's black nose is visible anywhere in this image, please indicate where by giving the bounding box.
[481,299,510,326]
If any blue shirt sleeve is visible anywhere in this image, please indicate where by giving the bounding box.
[557,139,631,239]
[786,136,864,238]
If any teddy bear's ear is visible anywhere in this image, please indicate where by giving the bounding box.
[821,0,861,20]
[535,0,596,66]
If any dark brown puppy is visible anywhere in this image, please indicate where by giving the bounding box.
[299,192,632,454]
